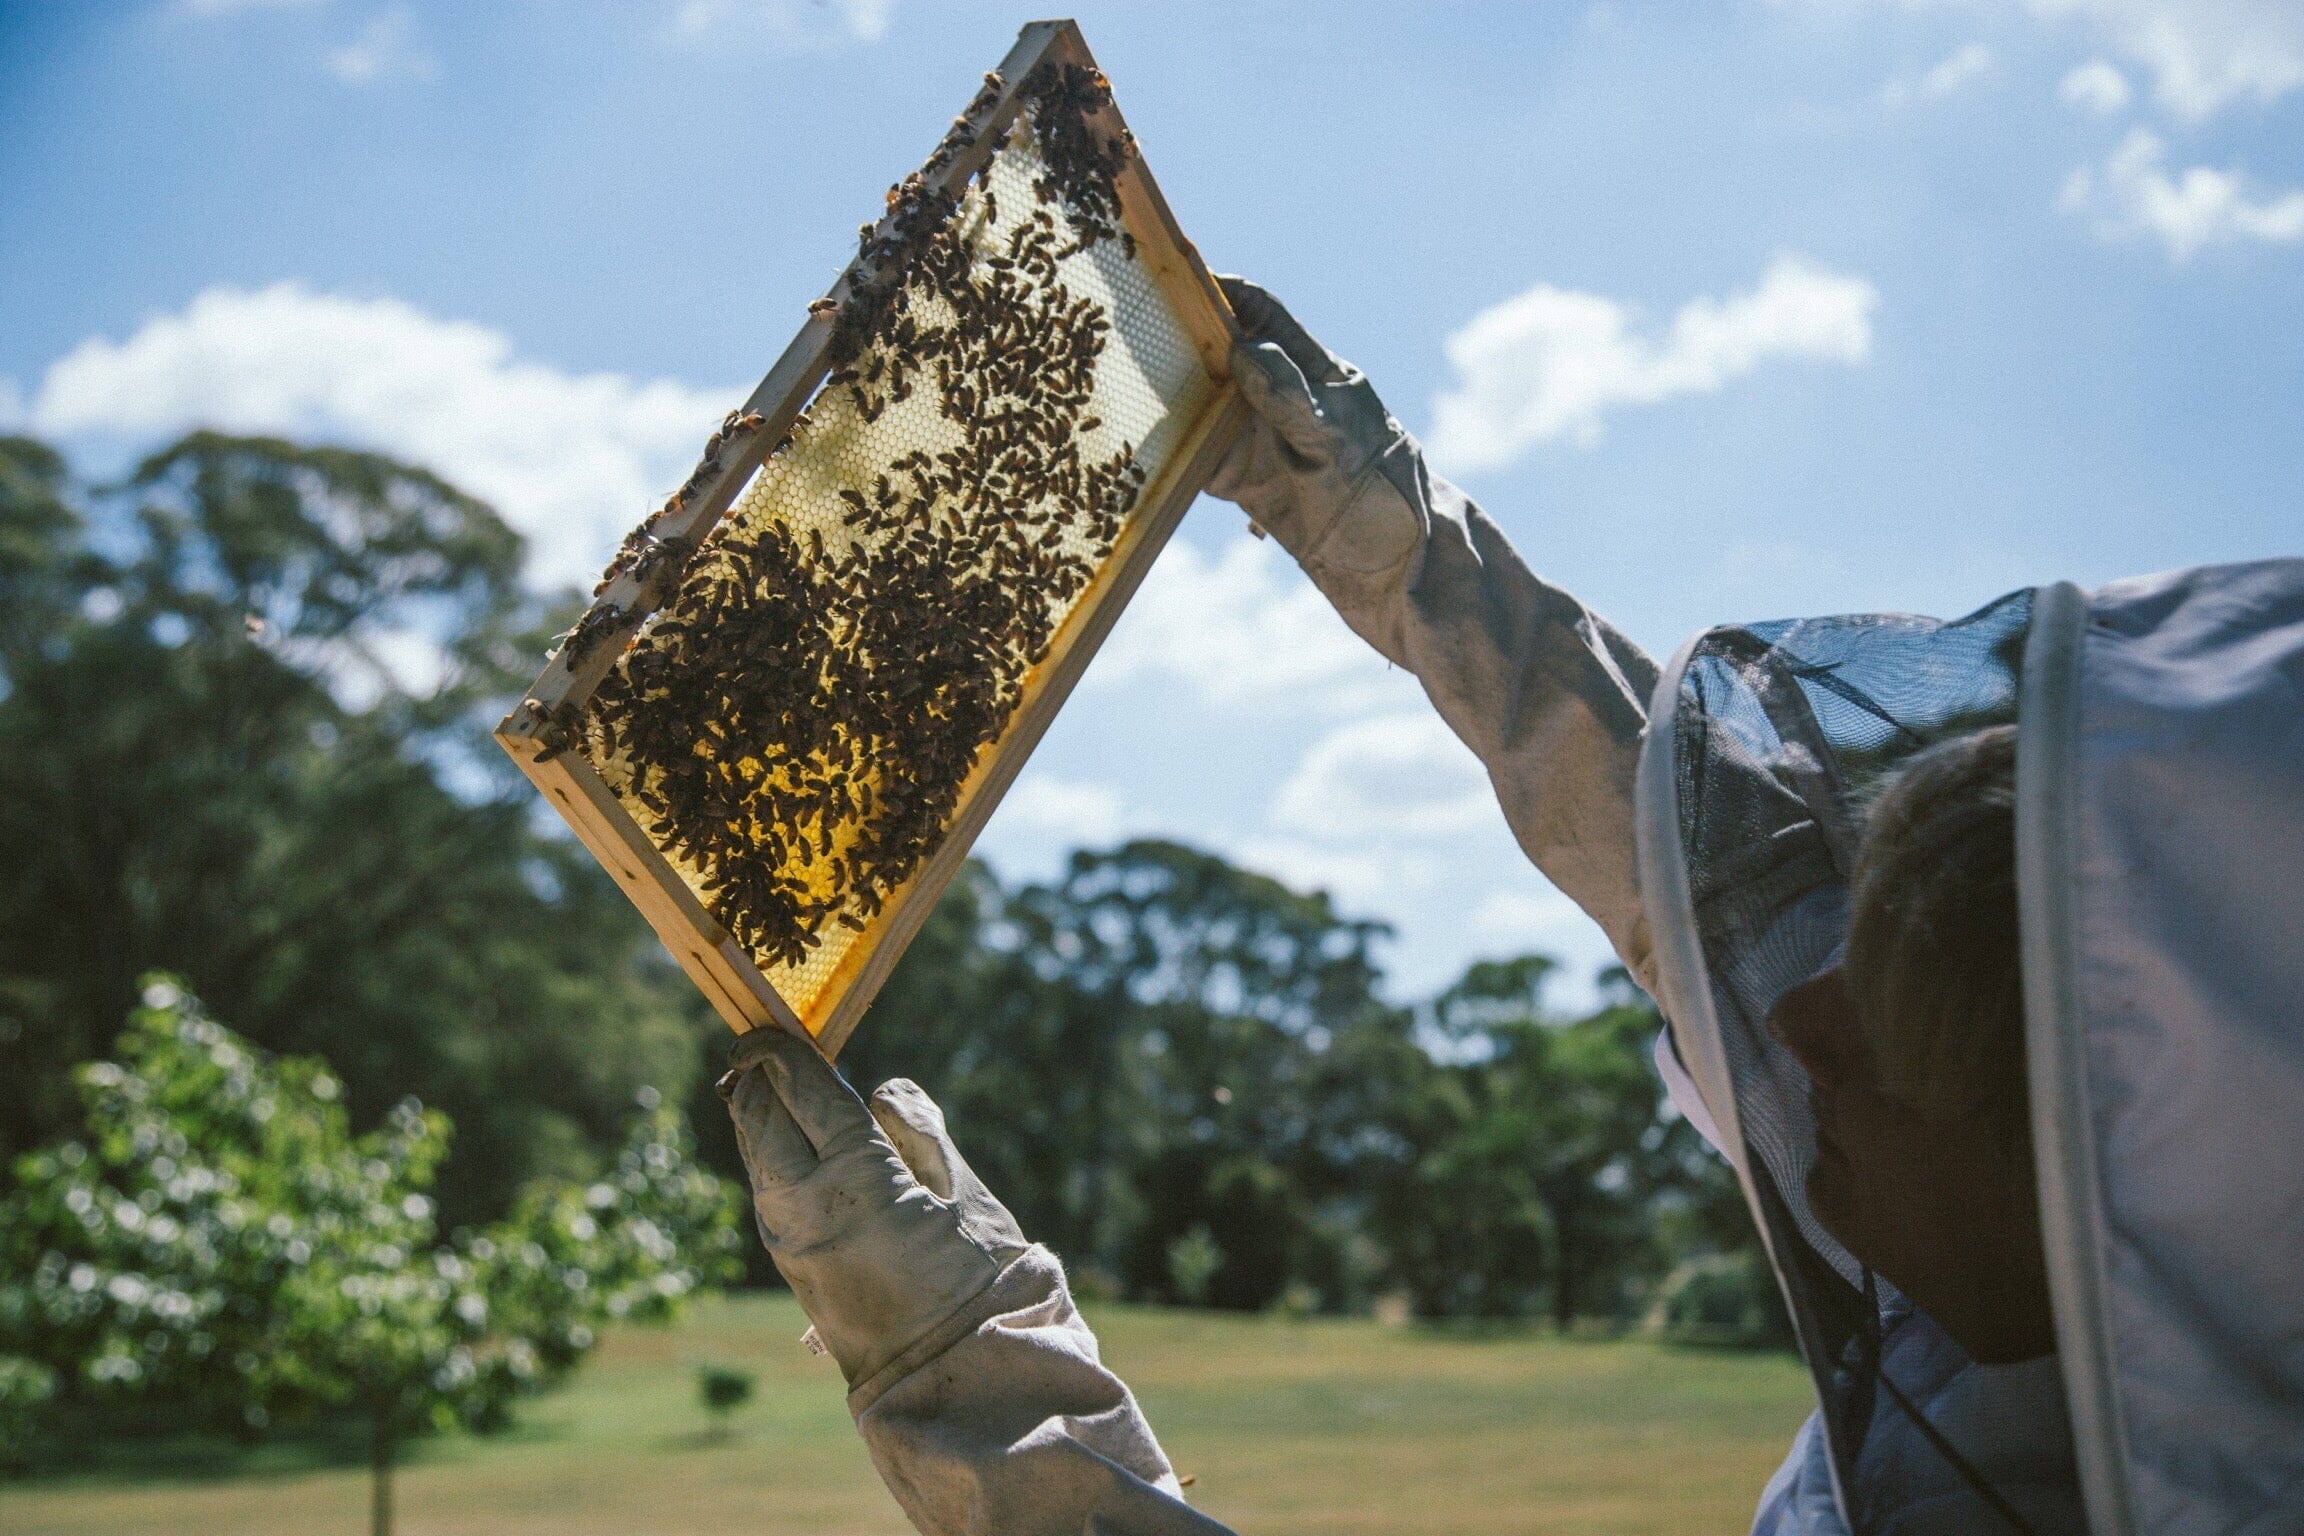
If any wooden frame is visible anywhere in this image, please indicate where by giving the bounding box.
[496,19,1244,1057]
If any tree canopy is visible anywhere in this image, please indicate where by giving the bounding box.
[0,433,712,1230]
[2,429,1780,1355]
[840,841,1762,1326]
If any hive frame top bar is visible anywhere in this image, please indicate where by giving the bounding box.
[496,18,1246,1058]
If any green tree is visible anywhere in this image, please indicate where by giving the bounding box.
[843,840,1415,1310]
[842,847,1769,1328]
[0,1355,56,1468]
[695,1361,754,1435]
[1364,958,1556,1319]
[0,434,709,1228]
[0,981,741,1535]
[1371,958,1683,1325]
[1518,976,1680,1330]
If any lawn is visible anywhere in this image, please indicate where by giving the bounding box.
[0,1293,1814,1535]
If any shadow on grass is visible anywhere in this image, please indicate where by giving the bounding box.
[6,1411,367,1486]
[1393,1315,1797,1354]
[652,1424,746,1454]
[3,1399,576,1487]
[1398,1316,1627,1345]
[1655,1333,1802,1355]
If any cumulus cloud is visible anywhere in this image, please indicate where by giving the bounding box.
[328,7,436,84]
[1231,838,1441,909]
[1091,534,1415,714]
[1883,41,1996,103]
[672,0,894,47]
[2060,57,2135,111]
[979,771,1452,914]
[1425,255,1878,472]
[1471,886,1590,948]
[2024,0,2304,121]
[993,773,1129,847]
[27,283,742,588]
[1272,713,1496,840]
[2060,126,2304,257]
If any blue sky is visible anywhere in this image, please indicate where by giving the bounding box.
[4,0,2299,1010]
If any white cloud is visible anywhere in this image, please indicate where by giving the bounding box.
[1231,838,1441,909]
[0,377,24,431]
[1884,41,1996,102]
[1825,2,2301,120]
[2024,0,2304,121]
[28,283,742,588]
[1471,886,1590,949]
[1425,255,1878,472]
[271,624,454,713]
[976,774,1181,884]
[2060,126,2304,257]
[672,0,894,47]
[995,774,1129,846]
[1092,535,1416,714]
[328,7,436,84]
[1273,713,1496,840]
[2060,56,2135,110]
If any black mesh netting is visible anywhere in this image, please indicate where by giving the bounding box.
[1667,588,2033,1495]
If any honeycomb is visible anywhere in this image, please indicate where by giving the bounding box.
[577,65,1213,1031]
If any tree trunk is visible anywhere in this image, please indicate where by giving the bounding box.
[370,1399,395,1536]
[1551,1212,1576,1333]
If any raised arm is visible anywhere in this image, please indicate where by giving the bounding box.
[715,284,1674,1536]
[1207,279,1661,995]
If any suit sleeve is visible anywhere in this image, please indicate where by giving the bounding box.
[849,1247,1238,1536]
[1232,423,1663,998]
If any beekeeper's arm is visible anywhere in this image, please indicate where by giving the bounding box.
[720,1026,1235,1536]
[1207,278,1661,996]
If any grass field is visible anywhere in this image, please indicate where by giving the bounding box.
[0,1293,1813,1535]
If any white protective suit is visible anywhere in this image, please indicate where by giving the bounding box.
[720,279,2304,1536]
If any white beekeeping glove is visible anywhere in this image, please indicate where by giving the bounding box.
[716,1025,1029,1389]
[1206,274,1426,577]
[719,1028,1225,1536]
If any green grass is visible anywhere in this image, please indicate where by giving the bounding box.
[0,1293,1814,1535]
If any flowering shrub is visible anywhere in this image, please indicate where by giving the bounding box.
[0,979,741,1461]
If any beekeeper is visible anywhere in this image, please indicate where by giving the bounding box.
[718,279,2304,1536]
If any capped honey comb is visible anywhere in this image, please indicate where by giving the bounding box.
[497,22,1243,1055]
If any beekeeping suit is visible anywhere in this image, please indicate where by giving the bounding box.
[1643,554,2304,1536]
[720,279,2304,1536]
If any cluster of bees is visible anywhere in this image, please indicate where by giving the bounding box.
[577,61,1151,973]
[1020,62,1138,259]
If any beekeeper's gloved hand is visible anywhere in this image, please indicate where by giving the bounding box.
[1207,274,1425,576]
[716,1025,1028,1390]
[721,1030,1219,1536]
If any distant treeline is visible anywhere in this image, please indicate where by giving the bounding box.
[832,847,1746,1327]
[0,431,1783,1339]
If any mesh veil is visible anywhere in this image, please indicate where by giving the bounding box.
[1659,590,2035,1509]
